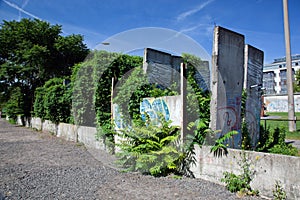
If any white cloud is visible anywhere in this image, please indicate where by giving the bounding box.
[180,24,205,33]
[18,0,31,20]
[176,0,215,22]
[3,0,41,20]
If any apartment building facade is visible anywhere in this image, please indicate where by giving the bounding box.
[263,54,300,94]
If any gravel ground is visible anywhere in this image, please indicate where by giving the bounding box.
[0,119,264,200]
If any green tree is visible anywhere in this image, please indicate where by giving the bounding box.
[293,69,300,93]
[4,87,24,121]
[0,18,89,117]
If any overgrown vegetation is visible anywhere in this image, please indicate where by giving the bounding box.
[114,53,211,177]
[257,126,298,156]
[221,152,259,197]
[210,131,238,157]
[116,116,186,177]
[273,180,287,200]
[241,91,298,156]
[4,87,24,121]
[33,78,71,123]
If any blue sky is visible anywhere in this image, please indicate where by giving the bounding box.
[0,0,299,64]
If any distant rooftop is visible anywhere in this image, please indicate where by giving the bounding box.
[263,54,300,70]
[272,54,300,63]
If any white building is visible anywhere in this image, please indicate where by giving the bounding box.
[263,54,300,94]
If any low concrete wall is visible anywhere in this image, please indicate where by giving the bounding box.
[77,126,105,150]
[24,117,106,152]
[16,115,23,126]
[16,115,31,127]
[25,117,31,128]
[57,123,78,142]
[31,117,43,131]
[191,145,300,199]
[42,120,58,134]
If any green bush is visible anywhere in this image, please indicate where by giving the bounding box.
[4,87,24,121]
[221,152,259,196]
[33,87,46,119]
[44,83,71,123]
[116,116,185,177]
[268,144,298,156]
[33,77,71,123]
[257,126,298,156]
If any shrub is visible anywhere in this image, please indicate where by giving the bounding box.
[221,152,259,196]
[116,116,185,177]
[33,77,71,123]
[257,126,298,156]
[4,87,24,121]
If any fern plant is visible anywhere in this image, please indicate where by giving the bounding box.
[210,131,238,157]
[116,115,184,177]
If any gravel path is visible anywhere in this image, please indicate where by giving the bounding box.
[0,119,264,200]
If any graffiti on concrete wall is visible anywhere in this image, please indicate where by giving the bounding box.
[216,94,242,148]
[113,96,181,129]
[265,95,300,112]
[113,104,123,129]
[266,99,288,112]
[140,98,170,124]
[217,107,237,133]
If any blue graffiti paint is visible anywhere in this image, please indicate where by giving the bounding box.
[140,98,170,122]
[114,105,122,129]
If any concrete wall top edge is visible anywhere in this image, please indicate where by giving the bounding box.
[246,44,264,55]
[215,26,245,39]
[144,48,183,64]
[245,45,264,62]
[145,48,182,57]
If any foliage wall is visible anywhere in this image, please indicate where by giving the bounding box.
[33,77,71,123]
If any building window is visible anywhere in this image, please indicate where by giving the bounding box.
[263,72,276,95]
[280,70,287,94]
[279,69,295,94]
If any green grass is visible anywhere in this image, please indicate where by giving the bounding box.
[261,112,300,140]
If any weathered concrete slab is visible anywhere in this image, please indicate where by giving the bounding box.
[77,125,105,150]
[244,45,264,148]
[57,123,78,142]
[31,117,42,131]
[193,60,210,91]
[42,120,58,135]
[210,26,245,148]
[143,48,182,90]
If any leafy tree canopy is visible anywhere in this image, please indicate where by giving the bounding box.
[0,18,89,116]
